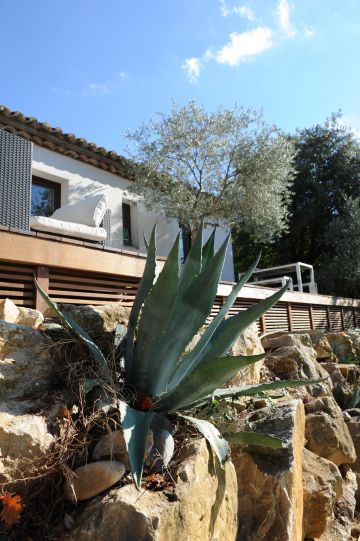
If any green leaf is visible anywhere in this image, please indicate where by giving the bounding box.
[119,401,154,489]
[156,353,265,412]
[150,234,230,396]
[180,414,230,465]
[131,235,180,392]
[212,378,325,400]
[198,282,289,365]
[178,221,204,293]
[80,378,100,394]
[34,278,110,381]
[201,229,216,269]
[126,225,157,382]
[168,253,262,390]
[224,431,283,448]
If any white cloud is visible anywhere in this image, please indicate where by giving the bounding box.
[304,27,315,38]
[182,57,201,83]
[83,72,128,95]
[219,1,254,20]
[277,0,296,37]
[216,27,273,66]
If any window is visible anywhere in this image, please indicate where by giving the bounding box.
[122,202,132,246]
[31,177,61,217]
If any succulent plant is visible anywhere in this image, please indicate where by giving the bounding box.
[36,223,317,489]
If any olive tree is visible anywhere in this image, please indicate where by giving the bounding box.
[125,101,295,242]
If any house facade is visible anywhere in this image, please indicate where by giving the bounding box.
[0,105,234,281]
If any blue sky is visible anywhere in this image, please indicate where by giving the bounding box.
[1,0,360,153]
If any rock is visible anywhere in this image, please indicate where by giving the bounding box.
[264,333,332,397]
[260,330,288,350]
[308,330,337,361]
[17,306,44,328]
[63,461,126,501]
[0,402,55,488]
[232,400,305,541]
[0,321,55,400]
[345,414,360,507]
[326,332,356,363]
[302,448,343,538]
[338,363,360,383]
[0,298,20,323]
[228,323,265,386]
[348,330,360,356]
[305,396,356,466]
[56,304,130,355]
[63,439,238,541]
[317,469,357,541]
[321,362,353,408]
[92,430,153,470]
[148,430,174,473]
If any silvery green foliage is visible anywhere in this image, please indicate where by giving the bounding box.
[125,100,295,241]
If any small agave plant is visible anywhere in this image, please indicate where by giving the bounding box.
[36,223,314,489]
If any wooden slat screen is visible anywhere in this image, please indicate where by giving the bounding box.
[329,307,342,331]
[0,262,35,307]
[48,269,140,307]
[264,302,288,332]
[291,303,312,331]
[343,309,355,329]
[312,305,328,331]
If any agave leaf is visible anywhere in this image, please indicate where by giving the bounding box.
[131,235,180,392]
[224,431,283,448]
[156,353,265,412]
[197,282,289,366]
[213,378,325,400]
[178,221,204,293]
[201,229,216,269]
[35,278,110,380]
[126,225,157,382]
[168,253,262,391]
[150,234,230,396]
[80,378,100,394]
[180,414,230,465]
[143,232,149,252]
[119,401,154,490]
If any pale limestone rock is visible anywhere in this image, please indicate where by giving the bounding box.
[232,400,305,541]
[228,323,265,386]
[17,307,44,328]
[260,330,288,350]
[317,469,357,541]
[64,461,126,501]
[92,429,153,470]
[321,362,353,408]
[308,329,337,362]
[63,439,238,541]
[0,298,20,324]
[0,402,55,487]
[345,414,360,507]
[305,396,356,466]
[0,321,54,400]
[264,333,332,396]
[302,448,342,538]
[55,303,130,355]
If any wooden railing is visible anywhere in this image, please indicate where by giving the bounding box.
[0,228,359,332]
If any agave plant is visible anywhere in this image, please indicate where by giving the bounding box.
[36,223,316,489]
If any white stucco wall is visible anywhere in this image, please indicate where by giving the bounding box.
[32,145,234,281]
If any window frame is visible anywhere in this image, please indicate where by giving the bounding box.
[31,176,61,216]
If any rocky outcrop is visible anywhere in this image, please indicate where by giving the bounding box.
[63,439,238,541]
[232,400,305,541]
[228,323,265,386]
[64,461,126,501]
[308,330,337,362]
[0,320,55,400]
[0,401,54,488]
[264,333,332,396]
[302,448,342,538]
[305,396,356,466]
[345,412,360,507]
[317,469,357,541]
[56,303,130,355]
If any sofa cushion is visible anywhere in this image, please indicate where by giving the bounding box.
[30,216,107,242]
[51,194,108,227]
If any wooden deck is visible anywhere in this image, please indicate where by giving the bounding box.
[0,228,359,333]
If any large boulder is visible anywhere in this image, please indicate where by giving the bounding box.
[63,438,238,541]
[317,469,357,541]
[264,333,332,397]
[0,401,55,489]
[17,306,44,328]
[0,320,55,400]
[228,323,265,386]
[304,396,356,466]
[302,448,342,539]
[308,330,337,362]
[345,413,360,507]
[232,400,305,541]
[0,298,20,324]
[56,304,130,355]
